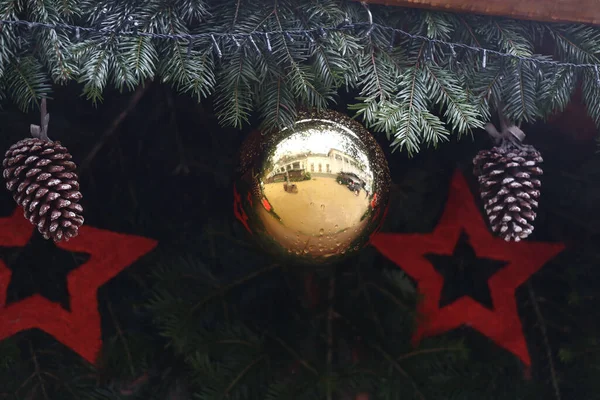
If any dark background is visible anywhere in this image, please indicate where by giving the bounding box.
[0,82,598,397]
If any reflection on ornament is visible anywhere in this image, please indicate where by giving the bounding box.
[235,110,390,265]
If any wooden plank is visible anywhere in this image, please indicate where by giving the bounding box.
[359,0,600,25]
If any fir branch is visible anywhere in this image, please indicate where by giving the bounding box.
[110,38,137,92]
[0,25,16,79]
[540,65,577,116]
[421,11,455,40]
[470,58,505,111]
[271,5,332,111]
[256,73,298,131]
[501,58,543,123]
[422,64,484,136]
[310,31,358,90]
[175,0,210,23]
[1,0,600,151]
[3,56,52,112]
[388,66,430,154]
[546,24,600,64]
[74,36,111,103]
[213,50,257,128]
[158,40,215,102]
[36,28,79,83]
[581,68,600,129]
[119,36,158,85]
[477,19,535,57]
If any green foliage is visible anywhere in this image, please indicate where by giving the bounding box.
[145,243,479,400]
[0,0,599,154]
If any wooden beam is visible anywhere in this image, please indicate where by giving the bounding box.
[359,0,600,25]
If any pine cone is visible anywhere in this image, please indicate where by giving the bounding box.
[2,138,84,242]
[473,143,543,242]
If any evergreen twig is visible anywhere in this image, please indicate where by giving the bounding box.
[80,81,151,171]
[527,282,562,400]
[0,0,599,153]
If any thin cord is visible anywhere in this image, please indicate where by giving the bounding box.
[0,18,599,70]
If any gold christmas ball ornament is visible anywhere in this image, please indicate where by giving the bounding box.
[235,109,391,265]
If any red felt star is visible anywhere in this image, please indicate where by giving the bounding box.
[370,170,565,367]
[0,208,157,364]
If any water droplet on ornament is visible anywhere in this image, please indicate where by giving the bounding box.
[319,228,324,236]
[320,204,325,210]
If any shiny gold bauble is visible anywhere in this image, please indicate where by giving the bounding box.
[234,109,390,265]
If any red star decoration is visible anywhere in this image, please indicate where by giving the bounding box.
[370,170,565,367]
[0,208,158,365]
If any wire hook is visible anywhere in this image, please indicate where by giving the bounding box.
[361,1,374,36]
[360,2,373,26]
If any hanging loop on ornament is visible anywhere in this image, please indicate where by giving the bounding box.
[482,49,487,69]
[485,105,526,148]
[30,98,51,142]
[506,125,526,143]
[361,1,374,36]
